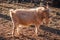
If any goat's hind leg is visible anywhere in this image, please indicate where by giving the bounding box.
[11,19,15,37]
[11,19,18,37]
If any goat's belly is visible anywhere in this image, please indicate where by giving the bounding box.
[17,12,36,25]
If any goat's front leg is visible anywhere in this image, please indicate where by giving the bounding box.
[34,25,40,36]
[45,17,50,26]
[35,26,38,35]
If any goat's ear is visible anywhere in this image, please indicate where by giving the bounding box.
[44,2,49,9]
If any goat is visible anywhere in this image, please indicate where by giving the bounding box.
[10,6,50,37]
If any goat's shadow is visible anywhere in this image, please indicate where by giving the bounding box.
[0,36,6,40]
[40,25,60,35]
[0,13,11,21]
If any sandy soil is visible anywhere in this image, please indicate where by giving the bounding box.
[0,3,60,40]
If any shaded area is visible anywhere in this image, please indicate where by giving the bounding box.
[0,13,11,21]
[13,34,36,40]
[40,25,60,35]
[52,5,60,8]
[21,34,36,40]
[0,36,6,40]
[52,0,60,8]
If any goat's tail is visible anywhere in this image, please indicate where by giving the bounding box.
[9,9,14,18]
[9,9,15,37]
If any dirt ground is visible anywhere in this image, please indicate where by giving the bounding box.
[0,3,60,40]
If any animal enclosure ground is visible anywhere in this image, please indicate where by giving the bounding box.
[0,3,60,40]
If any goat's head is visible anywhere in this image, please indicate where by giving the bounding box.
[37,6,50,26]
